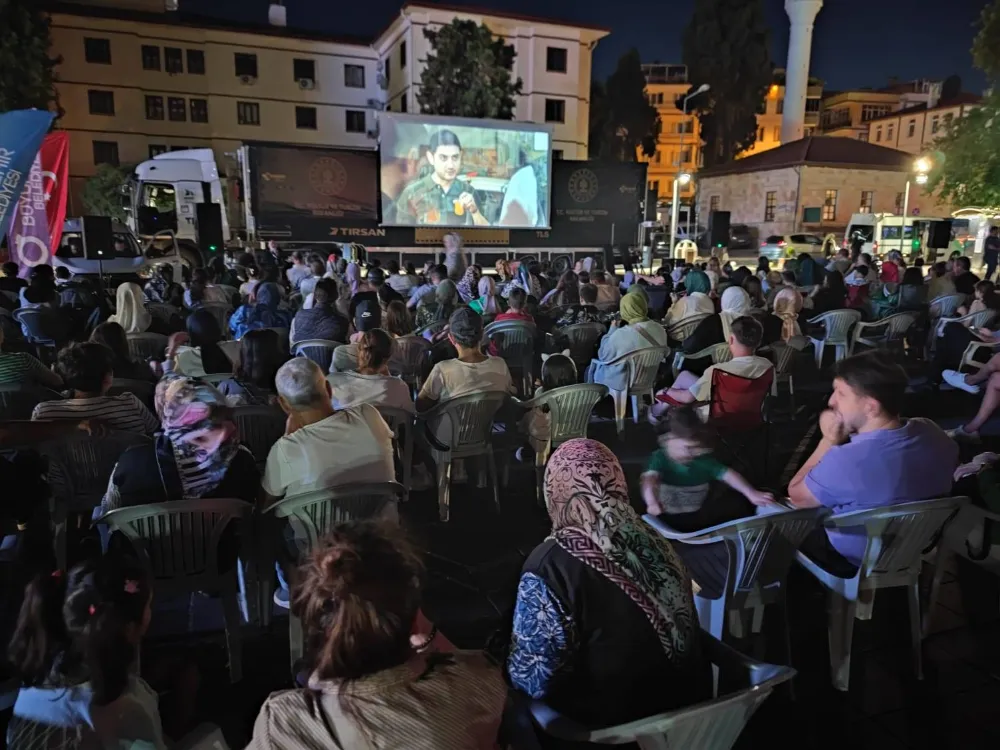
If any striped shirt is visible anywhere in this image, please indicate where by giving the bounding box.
[32,393,159,435]
[0,351,63,389]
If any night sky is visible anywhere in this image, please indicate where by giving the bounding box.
[198,0,990,93]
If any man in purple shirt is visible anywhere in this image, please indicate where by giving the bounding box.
[788,352,958,573]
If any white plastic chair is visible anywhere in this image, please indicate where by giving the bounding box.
[377,406,415,502]
[848,310,920,356]
[959,340,1000,371]
[552,322,606,373]
[935,307,1000,337]
[600,346,668,434]
[665,313,711,343]
[807,309,861,369]
[389,334,432,395]
[292,338,342,372]
[484,320,537,397]
[928,293,966,322]
[232,405,285,470]
[672,342,731,379]
[126,332,168,361]
[761,337,808,418]
[795,496,967,691]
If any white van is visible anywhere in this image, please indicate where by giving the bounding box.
[843,213,947,257]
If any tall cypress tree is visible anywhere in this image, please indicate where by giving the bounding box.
[589,50,659,162]
[0,0,60,114]
[682,0,772,166]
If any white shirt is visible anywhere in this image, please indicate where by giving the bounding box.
[419,357,514,402]
[327,372,414,413]
[689,355,774,403]
[261,404,395,499]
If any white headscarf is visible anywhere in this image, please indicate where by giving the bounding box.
[719,286,752,341]
[109,282,152,334]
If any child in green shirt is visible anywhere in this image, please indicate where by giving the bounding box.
[641,405,774,518]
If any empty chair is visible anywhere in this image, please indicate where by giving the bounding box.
[377,406,414,502]
[292,338,341,371]
[484,320,537,397]
[672,342,731,380]
[418,391,507,522]
[795,496,967,691]
[0,383,61,420]
[848,310,920,356]
[603,347,668,434]
[126,332,168,362]
[233,405,286,469]
[551,322,605,373]
[807,309,861,369]
[96,498,252,682]
[389,334,431,392]
[13,308,63,361]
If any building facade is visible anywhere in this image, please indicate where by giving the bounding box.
[819,81,942,141]
[863,94,981,154]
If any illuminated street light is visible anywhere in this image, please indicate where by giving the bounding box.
[678,173,692,186]
[670,86,711,257]
[914,157,931,174]
[915,173,929,185]
[899,157,931,254]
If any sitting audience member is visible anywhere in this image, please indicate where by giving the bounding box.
[555,282,603,327]
[143,263,180,305]
[54,267,98,310]
[367,266,404,309]
[880,250,904,284]
[297,258,326,301]
[796,253,824,288]
[407,263,447,310]
[540,270,578,308]
[494,287,535,324]
[285,250,312,291]
[0,326,62,389]
[957,279,997,317]
[826,247,852,274]
[765,270,798,309]
[229,282,292,340]
[952,256,980,296]
[417,308,513,411]
[109,282,154,335]
[652,316,772,419]
[508,439,709,730]
[589,292,668,392]
[765,287,804,344]
[383,300,414,338]
[217,328,286,405]
[469,275,503,317]
[682,286,753,356]
[414,279,459,332]
[942,346,1000,440]
[663,269,714,333]
[90,322,156,382]
[384,259,417,296]
[344,261,375,298]
[456,265,483,305]
[289,279,349,345]
[19,266,59,311]
[0,261,26,293]
[788,352,957,573]
[163,309,233,378]
[262,358,394,500]
[518,352,577,456]
[328,329,414,413]
[183,268,229,309]
[248,522,505,750]
[32,343,159,435]
[592,270,621,306]
[7,559,166,749]
[742,275,766,309]
[101,377,258,512]
[928,261,957,300]
[810,269,848,315]
[897,266,928,311]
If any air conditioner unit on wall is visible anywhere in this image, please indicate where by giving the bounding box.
[239,75,257,86]
[298,78,315,90]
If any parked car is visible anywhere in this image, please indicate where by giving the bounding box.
[55,218,183,280]
[758,233,825,261]
[695,223,755,251]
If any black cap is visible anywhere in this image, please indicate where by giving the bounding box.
[448,306,482,347]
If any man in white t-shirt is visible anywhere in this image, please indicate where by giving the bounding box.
[416,307,514,412]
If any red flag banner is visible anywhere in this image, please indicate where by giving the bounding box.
[7,131,70,275]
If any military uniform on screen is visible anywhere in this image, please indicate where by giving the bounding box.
[394,174,488,226]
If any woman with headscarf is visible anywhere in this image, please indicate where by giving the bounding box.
[162,308,233,377]
[663,269,714,334]
[539,270,578,309]
[228,282,292,340]
[108,282,153,334]
[680,285,753,358]
[414,278,459,332]
[456,265,482,304]
[99,377,259,514]
[469,275,503,317]
[796,253,823,288]
[588,291,668,392]
[770,287,804,343]
[508,439,709,731]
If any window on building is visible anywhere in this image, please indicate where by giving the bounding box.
[144,95,164,121]
[875,126,882,142]
[764,191,776,222]
[546,46,568,73]
[344,64,365,88]
[805,98,821,112]
[887,124,894,141]
[758,127,765,141]
[710,195,720,213]
[805,126,815,137]
[149,145,168,159]
[88,90,115,116]
[345,109,366,133]
[860,190,874,214]
[545,99,566,123]
[822,189,838,221]
[400,41,407,68]
[858,131,869,142]
[649,181,660,196]
[296,106,318,130]
[187,49,205,75]
[190,98,209,123]
[907,119,916,138]
[895,191,905,213]
[84,37,111,64]
[164,47,183,74]
[553,149,564,160]
[167,97,186,122]
[294,58,316,82]
[931,115,940,134]
[141,45,161,71]
[674,119,693,134]
[92,140,119,167]
[679,148,691,164]
[773,126,780,141]
[234,53,258,78]
[943,113,954,128]
[861,104,891,122]
[237,101,260,126]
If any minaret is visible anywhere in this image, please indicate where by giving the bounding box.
[781,0,823,143]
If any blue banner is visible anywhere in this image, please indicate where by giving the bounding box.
[0,109,56,240]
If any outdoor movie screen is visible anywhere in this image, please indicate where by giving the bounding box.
[379,113,553,229]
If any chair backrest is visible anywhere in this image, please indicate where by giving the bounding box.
[265,482,405,554]
[126,332,168,361]
[879,310,920,339]
[199,372,231,385]
[484,320,537,371]
[765,339,806,376]
[421,391,507,455]
[414,319,447,338]
[0,383,62,420]
[595,300,619,313]
[13,307,61,344]
[667,313,710,342]
[107,378,155,407]
[556,323,606,369]
[147,302,181,323]
[233,405,286,466]
[200,303,232,335]
[331,343,358,373]
[258,326,290,353]
[390,335,431,378]
[292,339,341,372]
[47,431,151,512]
[708,368,774,432]
[929,293,966,319]
[606,347,668,393]
[98,498,251,585]
[529,384,608,447]
[963,308,1000,330]
[810,309,861,342]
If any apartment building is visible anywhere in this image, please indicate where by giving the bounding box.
[819,80,943,140]
[741,75,823,158]
[864,93,981,154]
[373,3,608,161]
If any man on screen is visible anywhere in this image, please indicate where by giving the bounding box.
[394,129,490,227]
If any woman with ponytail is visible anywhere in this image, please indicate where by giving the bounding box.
[6,557,164,749]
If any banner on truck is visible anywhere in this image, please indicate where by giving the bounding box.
[0,110,56,258]
[7,131,70,275]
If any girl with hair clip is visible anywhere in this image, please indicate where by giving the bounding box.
[6,557,166,749]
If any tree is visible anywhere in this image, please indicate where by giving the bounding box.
[0,0,60,114]
[588,49,659,162]
[417,19,522,119]
[941,74,962,102]
[682,0,772,167]
[81,164,131,221]
[926,0,1000,208]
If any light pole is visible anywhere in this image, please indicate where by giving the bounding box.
[900,156,930,256]
[670,83,710,257]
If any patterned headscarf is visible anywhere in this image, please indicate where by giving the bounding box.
[477,276,499,315]
[154,377,239,499]
[544,439,696,660]
[772,287,803,342]
[345,262,361,296]
[456,266,481,303]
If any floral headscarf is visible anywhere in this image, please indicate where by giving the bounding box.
[544,439,695,660]
[345,262,361,296]
[457,266,481,303]
[772,287,803,342]
[477,276,499,315]
[155,377,239,499]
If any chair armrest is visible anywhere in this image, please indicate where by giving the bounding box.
[806,313,827,324]
[643,513,744,544]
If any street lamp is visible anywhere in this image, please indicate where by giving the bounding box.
[670,83,711,258]
[900,156,931,255]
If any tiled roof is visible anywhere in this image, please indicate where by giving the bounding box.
[699,136,913,178]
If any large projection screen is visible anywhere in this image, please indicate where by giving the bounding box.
[379,112,553,229]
